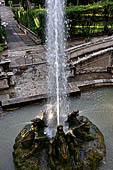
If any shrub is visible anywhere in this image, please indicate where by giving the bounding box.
[13,1,113,42]
[8,0,13,6]
[0,44,3,52]
[0,18,7,43]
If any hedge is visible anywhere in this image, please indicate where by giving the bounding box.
[12,1,113,42]
[0,18,7,43]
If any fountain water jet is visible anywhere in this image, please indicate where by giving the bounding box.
[13,1,106,169]
[46,0,68,127]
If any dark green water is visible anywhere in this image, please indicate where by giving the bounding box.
[0,87,113,170]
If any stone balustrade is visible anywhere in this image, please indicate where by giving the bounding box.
[18,23,41,45]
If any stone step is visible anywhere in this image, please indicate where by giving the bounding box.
[0,79,9,90]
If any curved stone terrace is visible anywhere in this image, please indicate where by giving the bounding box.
[1,3,113,109]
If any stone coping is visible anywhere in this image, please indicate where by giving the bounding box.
[18,23,41,45]
[11,61,47,69]
[2,93,48,109]
[2,90,81,109]
[2,79,113,109]
[72,47,113,66]
[66,35,113,53]
[77,79,113,88]
[0,59,11,65]
[67,37,113,60]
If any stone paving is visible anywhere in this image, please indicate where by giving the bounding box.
[0,3,113,107]
[0,6,78,101]
[7,45,46,67]
[6,45,47,98]
[14,62,47,98]
[0,5,36,49]
[0,4,48,102]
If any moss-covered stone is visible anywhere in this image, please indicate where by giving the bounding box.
[13,116,106,170]
[86,150,103,170]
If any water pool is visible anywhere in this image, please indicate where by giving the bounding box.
[0,87,113,170]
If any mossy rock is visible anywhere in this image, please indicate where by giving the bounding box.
[13,116,106,170]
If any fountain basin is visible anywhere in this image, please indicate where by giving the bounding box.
[13,114,106,170]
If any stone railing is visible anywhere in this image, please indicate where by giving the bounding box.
[67,36,113,60]
[72,47,113,66]
[69,47,113,76]
[77,79,113,89]
[17,23,41,45]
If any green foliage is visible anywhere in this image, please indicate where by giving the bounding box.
[13,7,46,42]
[85,37,91,43]
[0,44,3,52]
[0,19,7,44]
[13,1,113,42]
[0,27,7,39]
[66,1,113,37]
[8,0,13,6]
[5,0,108,7]
[67,0,103,6]
[5,0,19,6]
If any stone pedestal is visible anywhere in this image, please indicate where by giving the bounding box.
[0,59,15,102]
[13,113,106,170]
